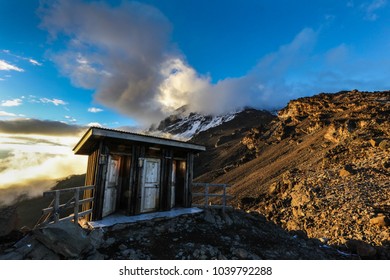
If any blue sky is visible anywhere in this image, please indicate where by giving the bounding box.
[1,0,390,200]
[1,0,389,129]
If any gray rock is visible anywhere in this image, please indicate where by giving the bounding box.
[33,221,93,259]
[203,210,216,224]
[26,241,60,260]
[233,248,249,259]
[88,228,105,248]
[86,251,105,260]
[222,213,234,226]
[103,237,116,248]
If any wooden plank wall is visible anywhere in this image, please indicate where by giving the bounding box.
[184,153,194,207]
[82,147,99,221]
[93,141,108,221]
[160,149,173,211]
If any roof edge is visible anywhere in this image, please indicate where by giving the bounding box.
[73,127,206,154]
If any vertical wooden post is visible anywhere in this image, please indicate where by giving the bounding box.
[54,190,60,223]
[74,188,80,224]
[205,183,209,208]
[222,184,227,213]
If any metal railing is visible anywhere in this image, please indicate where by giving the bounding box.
[192,183,233,211]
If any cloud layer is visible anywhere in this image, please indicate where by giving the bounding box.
[0,119,87,206]
[0,119,84,135]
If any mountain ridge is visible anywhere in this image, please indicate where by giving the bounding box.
[202,90,389,256]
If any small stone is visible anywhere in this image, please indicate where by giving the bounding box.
[203,210,216,224]
[88,228,105,248]
[369,214,389,227]
[268,182,279,195]
[339,165,355,177]
[369,139,378,147]
[118,244,127,250]
[378,140,390,151]
[234,248,249,259]
[104,237,116,247]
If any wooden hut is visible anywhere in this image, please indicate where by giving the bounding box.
[73,127,205,221]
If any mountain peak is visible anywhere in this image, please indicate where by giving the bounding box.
[150,108,247,140]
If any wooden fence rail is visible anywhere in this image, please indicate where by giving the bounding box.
[35,185,94,228]
[192,183,233,212]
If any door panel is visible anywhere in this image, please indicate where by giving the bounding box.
[140,158,160,213]
[102,155,120,217]
[170,160,176,208]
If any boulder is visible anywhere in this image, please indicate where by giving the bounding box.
[33,221,94,259]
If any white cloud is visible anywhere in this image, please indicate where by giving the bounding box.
[0,111,17,117]
[40,98,67,106]
[29,58,42,66]
[0,60,24,72]
[362,0,387,20]
[1,98,23,107]
[87,122,102,127]
[65,115,77,122]
[88,107,103,113]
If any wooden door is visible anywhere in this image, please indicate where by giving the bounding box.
[170,160,176,208]
[102,155,121,217]
[140,158,161,213]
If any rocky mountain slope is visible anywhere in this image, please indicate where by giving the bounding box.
[204,90,389,257]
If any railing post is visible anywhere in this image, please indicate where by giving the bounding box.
[222,184,227,213]
[205,183,209,208]
[54,190,60,223]
[74,188,80,225]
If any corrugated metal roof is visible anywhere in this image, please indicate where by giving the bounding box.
[73,126,206,155]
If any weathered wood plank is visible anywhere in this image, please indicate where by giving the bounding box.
[43,185,94,195]
[42,198,94,215]
[54,191,60,223]
[74,188,80,223]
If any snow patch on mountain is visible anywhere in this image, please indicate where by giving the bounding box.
[156,111,238,140]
